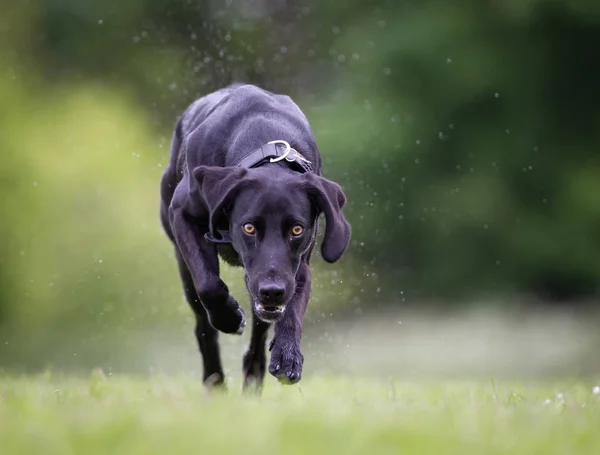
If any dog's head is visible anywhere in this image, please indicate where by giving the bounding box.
[193,165,351,322]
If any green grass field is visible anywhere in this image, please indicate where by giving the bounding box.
[1,372,599,455]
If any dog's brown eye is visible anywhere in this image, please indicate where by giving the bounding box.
[291,225,304,236]
[243,223,256,235]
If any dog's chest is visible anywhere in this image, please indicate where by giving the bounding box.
[217,244,243,267]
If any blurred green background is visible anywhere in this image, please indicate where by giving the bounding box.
[1,0,600,376]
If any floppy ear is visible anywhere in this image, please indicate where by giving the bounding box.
[192,166,249,239]
[303,174,351,263]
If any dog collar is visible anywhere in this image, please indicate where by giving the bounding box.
[235,140,314,173]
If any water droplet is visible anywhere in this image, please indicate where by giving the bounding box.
[383,67,391,76]
[98,20,103,25]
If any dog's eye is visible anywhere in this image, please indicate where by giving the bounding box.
[243,223,256,235]
[291,224,304,236]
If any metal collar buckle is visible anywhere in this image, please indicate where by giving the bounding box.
[268,140,311,165]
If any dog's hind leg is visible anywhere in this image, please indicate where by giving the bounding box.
[242,312,270,394]
[176,251,225,389]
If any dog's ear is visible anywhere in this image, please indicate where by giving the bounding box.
[193,166,249,238]
[302,174,351,263]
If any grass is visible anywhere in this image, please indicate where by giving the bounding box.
[1,372,600,455]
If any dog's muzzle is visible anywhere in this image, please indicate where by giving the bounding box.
[254,302,286,322]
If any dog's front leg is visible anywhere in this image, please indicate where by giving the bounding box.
[169,202,246,335]
[268,262,311,384]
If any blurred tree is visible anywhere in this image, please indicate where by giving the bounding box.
[301,0,600,303]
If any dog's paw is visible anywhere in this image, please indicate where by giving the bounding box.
[203,372,228,392]
[268,337,304,384]
[205,295,246,335]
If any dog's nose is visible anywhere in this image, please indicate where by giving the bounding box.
[258,283,285,304]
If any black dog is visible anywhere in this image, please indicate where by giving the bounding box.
[159,83,351,390]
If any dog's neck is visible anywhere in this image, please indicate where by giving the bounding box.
[233,140,314,174]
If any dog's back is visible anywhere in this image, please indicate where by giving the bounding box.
[179,83,246,138]
[168,84,320,180]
